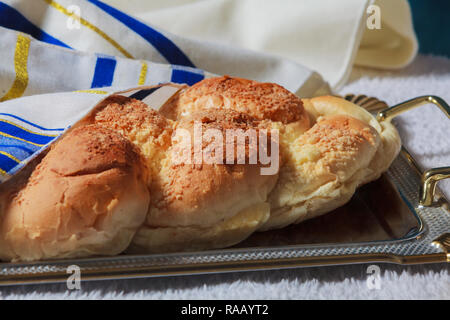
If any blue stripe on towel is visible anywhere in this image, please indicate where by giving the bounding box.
[129,87,159,101]
[0,136,40,154]
[91,55,117,88]
[0,135,44,175]
[0,152,20,173]
[0,113,65,132]
[0,2,71,48]
[0,121,56,145]
[87,0,195,68]
[171,66,204,85]
[0,144,33,161]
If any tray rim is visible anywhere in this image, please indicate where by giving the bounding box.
[0,253,446,287]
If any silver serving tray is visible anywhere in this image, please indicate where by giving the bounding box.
[0,95,449,286]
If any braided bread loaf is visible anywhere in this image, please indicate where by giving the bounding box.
[0,76,401,261]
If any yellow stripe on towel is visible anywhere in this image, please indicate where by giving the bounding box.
[138,61,148,85]
[0,151,20,163]
[0,119,59,137]
[75,89,109,94]
[0,131,45,147]
[43,0,134,59]
[0,35,31,102]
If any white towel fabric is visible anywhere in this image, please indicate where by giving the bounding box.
[0,54,448,299]
[104,0,418,89]
[0,263,448,300]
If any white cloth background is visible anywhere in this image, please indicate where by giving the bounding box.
[1,54,449,299]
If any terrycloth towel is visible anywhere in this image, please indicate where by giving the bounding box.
[1,262,448,300]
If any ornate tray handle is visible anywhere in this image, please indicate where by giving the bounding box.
[376,95,450,207]
[432,233,450,262]
[420,167,450,207]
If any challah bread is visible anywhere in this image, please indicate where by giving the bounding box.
[0,76,401,261]
[92,99,278,253]
[161,77,401,231]
[0,125,150,261]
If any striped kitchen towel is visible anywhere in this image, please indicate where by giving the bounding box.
[0,26,211,100]
[0,0,329,98]
[0,84,186,182]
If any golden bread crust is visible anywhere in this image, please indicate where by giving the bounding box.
[0,125,150,261]
[260,95,400,230]
[160,75,310,132]
[263,114,381,230]
[92,102,279,253]
[0,79,402,260]
[147,109,278,228]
